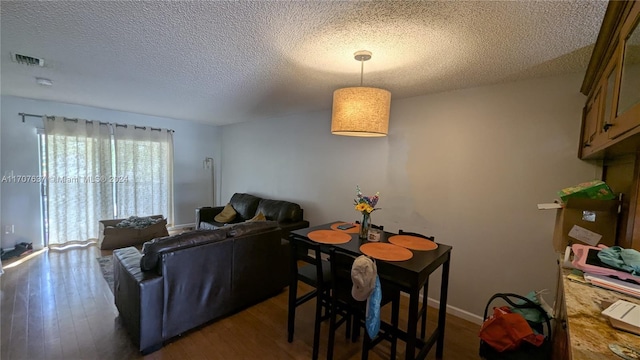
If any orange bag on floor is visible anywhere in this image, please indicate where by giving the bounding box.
[479,306,544,352]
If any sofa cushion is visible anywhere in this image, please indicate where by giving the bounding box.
[214,203,237,223]
[229,193,261,221]
[223,220,279,238]
[256,199,303,223]
[140,229,227,271]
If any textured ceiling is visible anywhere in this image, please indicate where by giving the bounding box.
[0,1,607,126]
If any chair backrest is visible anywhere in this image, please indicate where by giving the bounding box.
[290,236,326,285]
[398,229,434,241]
[329,247,359,304]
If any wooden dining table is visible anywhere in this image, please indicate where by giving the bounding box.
[289,221,453,360]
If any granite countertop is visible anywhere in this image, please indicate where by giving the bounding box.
[562,269,640,359]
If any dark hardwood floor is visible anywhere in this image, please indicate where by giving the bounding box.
[0,246,481,360]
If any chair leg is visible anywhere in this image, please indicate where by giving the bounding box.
[361,332,371,360]
[391,293,400,360]
[287,281,297,343]
[323,290,331,318]
[345,314,351,339]
[327,300,337,360]
[420,281,428,340]
[312,294,322,360]
[322,289,332,321]
[352,313,361,342]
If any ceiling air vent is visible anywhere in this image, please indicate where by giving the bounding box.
[11,53,44,66]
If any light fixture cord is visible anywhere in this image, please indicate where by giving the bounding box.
[360,59,364,86]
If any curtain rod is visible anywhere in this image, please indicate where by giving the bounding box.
[18,112,175,132]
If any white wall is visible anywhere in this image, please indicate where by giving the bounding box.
[220,73,599,319]
[0,95,221,250]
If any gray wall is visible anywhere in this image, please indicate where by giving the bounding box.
[219,73,599,321]
[0,95,221,250]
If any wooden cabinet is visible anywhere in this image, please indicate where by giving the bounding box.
[579,1,640,160]
[609,4,640,139]
[603,154,639,250]
[551,265,569,360]
[581,0,640,250]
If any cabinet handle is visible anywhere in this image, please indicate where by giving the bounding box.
[583,143,591,148]
[603,123,613,132]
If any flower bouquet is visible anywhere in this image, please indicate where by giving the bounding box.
[354,185,380,239]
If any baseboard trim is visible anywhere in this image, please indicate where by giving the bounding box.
[425,296,484,325]
[399,292,483,325]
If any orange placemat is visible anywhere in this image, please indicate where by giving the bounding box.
[359,243,413,262]
[330,222,360,234]
[388,235,438,251]
[308,230,352,244]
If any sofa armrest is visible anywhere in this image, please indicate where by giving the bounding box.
[195,206,224,229]
[278,220,310,238]
[230,228,286,309]
[160,239,233,338]
[278,238,291,289]
[113,247,164,354]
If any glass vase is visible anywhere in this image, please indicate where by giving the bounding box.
[359,213,371,240]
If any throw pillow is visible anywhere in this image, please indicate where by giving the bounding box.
[214,203,237,223]
[247,211,266,222]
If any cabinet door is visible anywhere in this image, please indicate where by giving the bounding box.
[610,5,640,138]
[581,97,596,153]
[602,57,620,139]
[581,86,607,155]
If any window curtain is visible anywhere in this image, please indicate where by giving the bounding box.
[113,125,174,225]
[44,116,114,247]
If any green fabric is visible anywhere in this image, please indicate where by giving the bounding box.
[511,291,544,324]
[598,246,640,276]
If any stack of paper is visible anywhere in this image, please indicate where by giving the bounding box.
[584,273,640,299]
[602,300,640,336]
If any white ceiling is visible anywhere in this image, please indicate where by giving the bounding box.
[1,1,607,126]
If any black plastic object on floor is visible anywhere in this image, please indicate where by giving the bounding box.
[1,242,33,261]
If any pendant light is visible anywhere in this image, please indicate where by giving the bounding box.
[331,50,391,137]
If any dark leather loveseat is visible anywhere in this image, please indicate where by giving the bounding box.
[112,221,288,354]
[196,193,309,237]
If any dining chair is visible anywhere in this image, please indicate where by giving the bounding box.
[327,247,400,360]
[287,236,332,360]
[398,229,435,340]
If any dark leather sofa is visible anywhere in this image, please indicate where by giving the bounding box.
[196,193,309,237]
[112,221,288,354]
